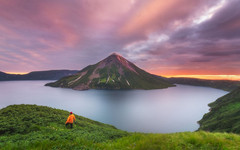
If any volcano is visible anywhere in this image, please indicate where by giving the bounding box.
[46,53,175,90]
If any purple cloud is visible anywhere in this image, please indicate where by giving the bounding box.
[0,0,239,77]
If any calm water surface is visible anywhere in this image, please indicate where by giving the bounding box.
[0,81,228,133]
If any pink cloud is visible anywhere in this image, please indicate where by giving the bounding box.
[118,0,215,37]
[0,0,239,77]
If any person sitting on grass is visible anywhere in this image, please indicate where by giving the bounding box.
[65,112,76,129]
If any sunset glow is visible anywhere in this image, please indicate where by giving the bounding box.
[5,72,28,75]
[0,0,239,80]
[164,75,240,81]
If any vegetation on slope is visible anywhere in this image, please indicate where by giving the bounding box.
[46,54,174,90]
[0,104,128,149]
[1,104,240,149]
[198,87,240,133]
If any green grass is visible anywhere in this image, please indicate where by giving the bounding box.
[198,88,240,133]
[98,131,240,150]
[1,104,240,149]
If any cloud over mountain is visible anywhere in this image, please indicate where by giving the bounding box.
[0,0,239,76]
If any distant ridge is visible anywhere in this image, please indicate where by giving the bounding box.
[46,53,175,90]
[166,77,240,91]
[0,70,79,81]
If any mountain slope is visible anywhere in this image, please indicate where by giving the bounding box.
[0,70,79,81]
[46,53,174,90]
[198,87,240,133]
[0,71,19,81]
[1,105,240,149]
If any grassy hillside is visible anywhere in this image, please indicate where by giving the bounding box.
[1,105,240,149]
[0,104,128,149]
[198,88,240,133]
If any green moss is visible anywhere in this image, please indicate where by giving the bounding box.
[100,78,106,83]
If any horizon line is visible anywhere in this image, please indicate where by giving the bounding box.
[3,71,240,81]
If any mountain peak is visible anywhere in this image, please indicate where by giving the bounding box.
[101,53,138,74]
[106,53,125,62]
[110,52,121,56]
[102,53,125,64]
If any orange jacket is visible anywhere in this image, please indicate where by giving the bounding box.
[65,114,76,124]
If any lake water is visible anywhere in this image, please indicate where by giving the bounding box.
[0,81,228,133]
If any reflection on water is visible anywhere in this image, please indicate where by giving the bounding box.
[0,81,228,133]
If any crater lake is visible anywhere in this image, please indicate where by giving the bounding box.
[0,81,228,133]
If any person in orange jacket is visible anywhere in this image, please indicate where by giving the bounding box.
[65,112,76,129]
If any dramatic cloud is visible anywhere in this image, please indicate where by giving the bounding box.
[0,0,239,79]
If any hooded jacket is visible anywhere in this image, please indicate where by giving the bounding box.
[66,114,76,124]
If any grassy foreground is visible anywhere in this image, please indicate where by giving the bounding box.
[1,105,240,150]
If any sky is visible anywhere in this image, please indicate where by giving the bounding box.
[0,0,240,80]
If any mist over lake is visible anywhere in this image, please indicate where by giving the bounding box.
[0,81,228,133]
